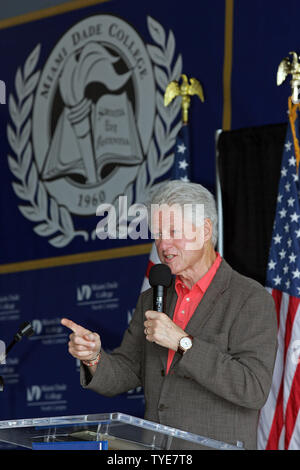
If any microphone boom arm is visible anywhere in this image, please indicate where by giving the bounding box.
[0,321,34,392]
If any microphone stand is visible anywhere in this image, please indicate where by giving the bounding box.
[0,322,34,391]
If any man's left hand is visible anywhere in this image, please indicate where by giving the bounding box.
[144,310,186,351]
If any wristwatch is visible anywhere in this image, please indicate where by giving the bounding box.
[177,335,193,355]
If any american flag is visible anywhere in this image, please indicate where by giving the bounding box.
[140,124,191,291]
[171,123,191,181]
[257,103,300,449]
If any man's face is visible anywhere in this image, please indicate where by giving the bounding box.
[151,205,205,276]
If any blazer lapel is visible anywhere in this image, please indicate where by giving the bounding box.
[187,260,232,331]
[169,259,232,371]
[166,278,178,319]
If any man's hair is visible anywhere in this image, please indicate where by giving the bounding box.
[149,180,218,247]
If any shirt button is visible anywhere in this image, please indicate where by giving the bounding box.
[186,297,190,302]
[181,310,185,314]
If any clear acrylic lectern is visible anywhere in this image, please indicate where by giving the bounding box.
[0,412,244,450]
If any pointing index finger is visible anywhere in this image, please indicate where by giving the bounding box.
[61,318,90,336]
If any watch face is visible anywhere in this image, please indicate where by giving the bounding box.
[180,336,192,350]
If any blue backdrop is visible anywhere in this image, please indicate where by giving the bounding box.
[0,0,297,421]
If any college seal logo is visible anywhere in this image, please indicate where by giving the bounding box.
[7,15,182,247]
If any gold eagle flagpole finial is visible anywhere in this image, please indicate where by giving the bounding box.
[277,51,300,103]
[164,74,204,124]
[277,51,300,169]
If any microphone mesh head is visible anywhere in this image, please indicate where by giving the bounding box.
[19,322,34,338]
[149,264,172,287]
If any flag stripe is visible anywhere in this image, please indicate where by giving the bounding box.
[257,103,300,450]
[272,289,282,329]
[287,405,300,449]
[145,260,155,279]
[285,363,300,448]
[141,244,160,292]
[266,294,300,449]
[284,299,300,448]
[283,298,300,418]
[258,291,289,449]
[284,297,300,361]
[266,380,284,449]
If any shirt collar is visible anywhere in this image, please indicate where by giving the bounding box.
[175,252,222,295]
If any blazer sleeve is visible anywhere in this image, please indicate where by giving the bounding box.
[176,286,278,410]
[80,293,145,397]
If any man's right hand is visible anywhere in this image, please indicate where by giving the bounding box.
[61,318,101,361]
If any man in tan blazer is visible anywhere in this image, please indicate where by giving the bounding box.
[62,181,278,450]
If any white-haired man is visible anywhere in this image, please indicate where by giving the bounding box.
[61,181,277,450]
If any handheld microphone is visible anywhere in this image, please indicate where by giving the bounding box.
[5,321,34,356]
[149,264,172,312]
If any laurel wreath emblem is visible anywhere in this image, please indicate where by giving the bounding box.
[7,16,182,247]
[7,44,89,247]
